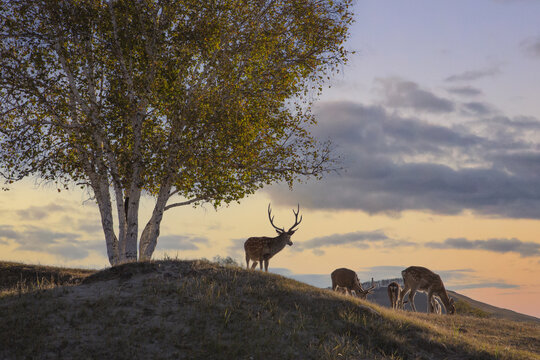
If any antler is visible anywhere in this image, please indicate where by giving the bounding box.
[268,203,285,233]
[363,278,376,294]
[287,204,303,232]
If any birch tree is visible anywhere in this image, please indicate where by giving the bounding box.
[0,0,353,265]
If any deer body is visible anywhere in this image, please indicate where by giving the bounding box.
[399,266,455,314]
[244,234,291,271]
[331,268,376,300]
[387,281,402,309]
[244,204,302,272]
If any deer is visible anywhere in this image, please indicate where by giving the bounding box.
[399,266,456,315]
[387,281,403,309]
[330,268,376,300]
[244,204,302,272]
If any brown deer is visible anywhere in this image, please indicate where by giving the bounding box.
[399,266,456,315]
[330,268,376,299]
[387,281,402,309]
[244,204,302,272]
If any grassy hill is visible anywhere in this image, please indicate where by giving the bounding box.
[0,260,539,359]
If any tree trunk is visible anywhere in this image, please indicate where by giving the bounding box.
[112,184,128,263]
[139,183,171,260]
[92,176,120,266]
[125,187,141,262]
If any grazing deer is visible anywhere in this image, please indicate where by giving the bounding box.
[387,281,402,309]
[244,204,302,272]
[330,268,376,300]
[399,266,456,315]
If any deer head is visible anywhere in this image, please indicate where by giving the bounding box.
[446,298,456,315]
[356,278,376,299]
[267,203,302,246]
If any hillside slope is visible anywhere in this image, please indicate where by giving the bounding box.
[0,260,539,359]
[366,286,539,323]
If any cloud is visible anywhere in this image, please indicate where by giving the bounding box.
[447,86,483,97]
[445,67,501,82]
[426,237,540,257]
[0,224,77,249]
[226,238,246,260]
[436,268,476,282]
[450,282,519,290]
[521,37,540,58]
[0,224,98,260]
[267,101,540,219]
[375,77,454,113]
[76,220,103,234]
[293,230,415,256]
[16,203,75,221]
[48,244,89,261]
[461,102,494,116]
[0,225,21,241]
[310,102,482,157]
[157,234,209,251]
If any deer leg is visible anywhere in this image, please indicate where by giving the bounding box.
[263,258,269,272]
[251,261,258,269]
[245,254,250,269]
[408,290,417,312]
[427,291,434,314]
[259,259,263,270]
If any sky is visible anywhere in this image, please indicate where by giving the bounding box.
[1,0,540,318]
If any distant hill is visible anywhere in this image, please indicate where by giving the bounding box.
[362,280,539,323]
[447,290,540,323]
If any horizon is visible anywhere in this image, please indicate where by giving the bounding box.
[1,0,540,319]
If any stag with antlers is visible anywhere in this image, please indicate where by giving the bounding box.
[399,266,456,315]
[331,268,376,300]
[244,204,302,272]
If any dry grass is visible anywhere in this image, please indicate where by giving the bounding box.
[0,259,538,359]
[0,261,94,297]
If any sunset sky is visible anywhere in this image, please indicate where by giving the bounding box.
[1,0,540,318]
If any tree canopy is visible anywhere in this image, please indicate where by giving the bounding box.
[0,0,353,265]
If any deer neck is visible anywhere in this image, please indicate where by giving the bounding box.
[269,234,289,254]
[436,289,451,309]
[353,278,365,294]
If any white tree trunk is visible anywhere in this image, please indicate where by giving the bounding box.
[125,187,141,261]
[92,176,120,266]
[139,183,171,260]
